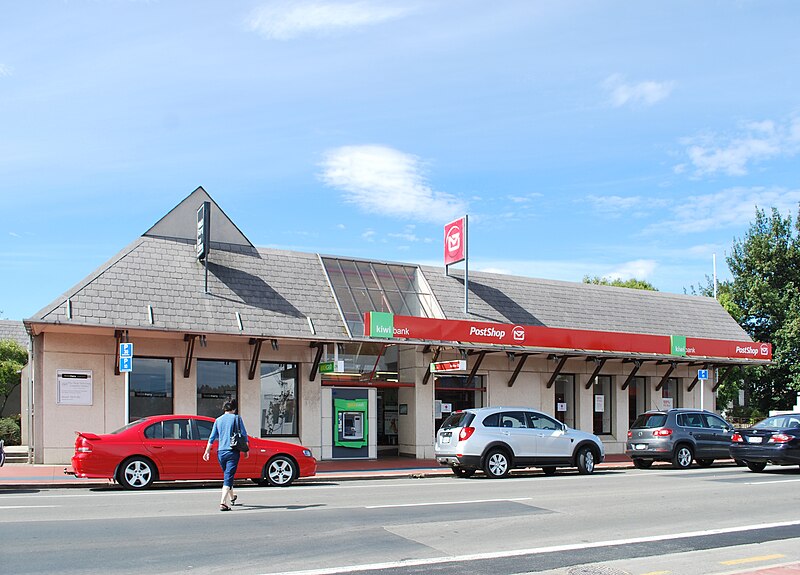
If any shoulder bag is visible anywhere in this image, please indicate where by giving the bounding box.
[230,416,249,453]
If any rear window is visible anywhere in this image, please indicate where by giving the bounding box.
[440,412,475,430]
[631,413,667,429]
[754,415,800,429]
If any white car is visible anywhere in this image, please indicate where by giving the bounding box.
[435,406,605,478]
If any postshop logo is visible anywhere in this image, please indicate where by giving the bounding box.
[760,343,769,356]
[446,225,461,255]
[512,325,525,342]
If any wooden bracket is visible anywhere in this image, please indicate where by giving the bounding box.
[308,342,325,382]
[422,347,441,386]
[248,338,265,380]
[466,351,486,388]
[655,362,677,391]
[546,356,570,389]
[183,334,198,378]
[507,354,529,387]
[584,357,607,389]
[621,360,642,390]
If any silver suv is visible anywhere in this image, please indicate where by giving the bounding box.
[434,406,605,478]
[626,409,735,469]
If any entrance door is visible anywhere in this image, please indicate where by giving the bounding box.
[554,375,576,428]
[377,388,399,457]
[435,375,484,432]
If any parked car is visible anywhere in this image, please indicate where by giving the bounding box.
[626,408,735,469]
[69,414,317,489]
[730,413,800,472]
[434,406,605,478]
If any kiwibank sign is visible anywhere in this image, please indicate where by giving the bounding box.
[363,312,773,361]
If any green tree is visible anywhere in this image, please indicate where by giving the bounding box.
[0,339,27,415]
[583,276,658,291]
[726,206,800,413]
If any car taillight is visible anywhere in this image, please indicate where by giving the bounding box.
[653,428,673,437]
[459,427,475,441]
[627,431,632,438]
[769,433,792,444]
[731,433,743,443]
[76,437,92,453]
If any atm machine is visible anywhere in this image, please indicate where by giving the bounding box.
[333,397,368,450]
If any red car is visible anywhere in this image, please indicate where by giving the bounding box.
[69,414,317,490]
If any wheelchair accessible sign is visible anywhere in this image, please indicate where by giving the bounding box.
[119,343,134,373]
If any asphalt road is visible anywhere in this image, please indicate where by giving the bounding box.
[1,464,799,575]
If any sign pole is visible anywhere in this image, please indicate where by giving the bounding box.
[124,371,130,424]
[464,214,469,314]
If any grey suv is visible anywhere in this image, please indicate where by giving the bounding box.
[626,409,735,469]
[434,406,605,478]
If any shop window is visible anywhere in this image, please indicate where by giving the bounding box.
[196,359,238,418]
[593,375,613,435]
[129,357,173,422]
[661,377,680,409]
[627,376,647,427]
[260,362,298,437]
[554,374,576,429]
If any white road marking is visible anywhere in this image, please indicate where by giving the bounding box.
[744,478,800,485]
[0,505,60,509]
[258,519,800,575]
[365,497,532,509]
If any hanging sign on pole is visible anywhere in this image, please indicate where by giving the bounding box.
[444,215,469,313]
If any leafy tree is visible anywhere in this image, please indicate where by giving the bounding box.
[0,339,27,415]
[726,206,800,413]
[583,276,658,291]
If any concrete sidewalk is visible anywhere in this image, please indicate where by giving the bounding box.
[0,454,640,488]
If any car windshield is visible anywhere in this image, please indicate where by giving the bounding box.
[440,412,475,430]
[753,415,800,429]
[631,413,667,429]
[110,418,151,434]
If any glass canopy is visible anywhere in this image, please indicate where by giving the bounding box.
[321,257,438,336]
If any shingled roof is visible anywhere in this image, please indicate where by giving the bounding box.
[26,188,754,346]
[0,320,29,349]
[420,266,751,342]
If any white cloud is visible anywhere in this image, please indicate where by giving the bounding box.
[584,194,668,218]
[647,186,800,234]
[603,259,657,281]
[246,0,412,40]
[678,116,800,177]
[0,64,12,77]
[320,144,467,223]
[361,229,376,241]
[603,74,674,108]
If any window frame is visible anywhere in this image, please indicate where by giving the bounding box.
[128,357,174,423]
[259,361,300,438]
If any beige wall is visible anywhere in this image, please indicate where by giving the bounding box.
[26,327,724,464]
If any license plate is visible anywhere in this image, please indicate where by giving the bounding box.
[748,436,763,444]
[440,435,450,444]
[635,444,647,450]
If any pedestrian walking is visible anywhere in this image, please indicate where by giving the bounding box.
[203,399,249,511]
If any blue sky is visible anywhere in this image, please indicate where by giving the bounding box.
[2,1,800,321]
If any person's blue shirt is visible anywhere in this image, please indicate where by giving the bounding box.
[207,413,248,452]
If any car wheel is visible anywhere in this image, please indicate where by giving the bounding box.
[541,466,557,476]
[746,461,767,473]
[451,466,475,478]
[118,457,156,490]
[576,446,596,475]
[632,458,653,469]
[265,455,297,486]
[672,445,693,469]
[696,458,714,468]
[483,449,511,478]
